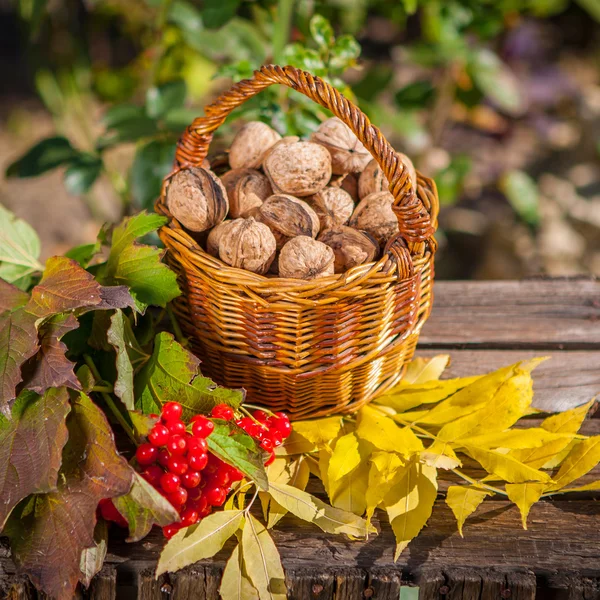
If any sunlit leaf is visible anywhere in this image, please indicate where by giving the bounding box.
[445,485,490,536]
[220,543,259,600]
[292,416,342,448]
[403,355,450,384]
[545,436,600,491]
[505,482,546,529]
[309,14,334,49]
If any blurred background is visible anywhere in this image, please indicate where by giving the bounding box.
[2,0,600,280]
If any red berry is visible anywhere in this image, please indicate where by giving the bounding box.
[211,403,235,420]
[181,470,201,489]
[213,468,230,487]
[167,455,189,476]
[237,417,253,431]
[158,448,171,468]
[141,465,164,487]
[274,416,292,438]
[136,443,158,465]
[166,420,186,435]
[187,436,208,453]
[266,416,278,429]
[260,437,274,452]
[148,423,169,447]
[162,401,183,422]
[188,450,208,471]
[162,523,183,539]
[227,466,244,482]
[168,487,188,507]
[270,430,283,448]
[98,499,128,528]
[160,472,180,494]
[205,485,227,506]
[167,435,187,456]
[149,413,159,419]
[265,451,275,466]
[191,416,214,438]
[253,409,269,422]
[181,508,199,527]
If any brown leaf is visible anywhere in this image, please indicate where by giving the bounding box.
[0,387,71,529]
[5,392,134,600]
[20,314,81,394]
[0,279,29,312]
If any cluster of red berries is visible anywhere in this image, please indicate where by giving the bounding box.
[99,402,292,539]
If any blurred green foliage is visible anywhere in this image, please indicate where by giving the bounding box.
[7,0,599,224]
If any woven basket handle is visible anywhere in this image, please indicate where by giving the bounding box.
[175,64,435,243]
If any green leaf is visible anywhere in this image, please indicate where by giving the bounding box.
[113,472,180,542]
[4,392,133,600]
[310,14,334,49]
[103,104,146,129]
[329,35,361,71]
[97,116,158,149]
[64,243,100,268]
[168,1,204,38]
[394,81,435,110]
[220,543,259,600]
[0,388,70,530]
[0,204,43,287]
[79,520,108,588]
[242,514,287,600]
[282,44,327,76]
[146,80,187,119]
[63,155,103,195]
[208,420,268,490]
[130,140,176,211]
[500,170,540,227]
[202,0,241,29]
[5,136,79,178]
[156,510,244,576]
[435,155,472,207]
[129,410,159,439]
[135,332,243,417]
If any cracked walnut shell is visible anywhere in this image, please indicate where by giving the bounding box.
[358,156,417,200]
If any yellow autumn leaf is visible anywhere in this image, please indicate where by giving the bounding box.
[402,355,450,384]
[242,515,287,600]
[545,435,600,492]
[464,445,552,484]
[541,398,596,433]
[276,430,316,455]
[436,358,546,442]
[365,453,406,525]
[318,448,331,491]
[553,480,600,493]
[356,405,423,456]
[328,432,361,484]
[156,510,244,576]
[292,417,342,448]
[384,460,438,560]
[421,440,461,470]
[260,457,296,526]
[505,482,546,529]
[330,460,370,516]
[461,428,574,451]
[267,458,310,529]
[267,482,374,538]
[220,544,259,600]
[445,486,490,536]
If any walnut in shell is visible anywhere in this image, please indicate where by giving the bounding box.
[256,194,320,249]
[206,220,234,257]
[263,141,332,197]
[330,172,359,202]
[278,236,335,280]
[318,226,379,273]
[307,187,354,231]
[221,169,272,218]
[261,136,300,167]
[228,122,281,170]
[358,155,417,200]
[349,191,398,246]
[310,117,372,174]
[218,217,276,275]
[166,167,228,232]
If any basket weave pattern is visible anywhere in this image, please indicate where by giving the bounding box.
[156,65,439,419]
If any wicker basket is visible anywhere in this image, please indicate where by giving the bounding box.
[155,65,439,419]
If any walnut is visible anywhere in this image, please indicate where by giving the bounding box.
[166,167,228,232]
[307,187,354,231]
[310,117,372,174]
[261,136,300,167]
[256,194,320,249]
[206,220,234,257]
[220,169,272,218]
[358,155,417,200]
[318,226,379,273]
[218,217,276,274]
[263,141,332,197]
[278,236,335,280]
[349,191,398,246]
[228,122,281,170]
[330,172,359,202]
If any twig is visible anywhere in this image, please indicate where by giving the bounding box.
[450,468,507,496]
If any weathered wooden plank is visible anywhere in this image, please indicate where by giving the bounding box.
[505,571,536,600]
[365,568,402,599]
[286,569,335,600]
[415,349,600,413]
[84,566,116,600]
[414,570,444,600]
[420,281,600,349]
[445,568,481,600]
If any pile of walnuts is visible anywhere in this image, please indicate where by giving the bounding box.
[165,117,417,280]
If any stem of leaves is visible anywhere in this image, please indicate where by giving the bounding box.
[450,468,507,497]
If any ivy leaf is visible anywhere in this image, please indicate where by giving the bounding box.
[267,482,374,538]
[146,80,187,119]
[4,392,133,600]
[545,436,600,492]
[220,544,259,600]
[241,514,287,600]
[5,136,79,178]
[445,485,490,537]
[505,483,546,529]
[98,212,180,311]
[0,203,43,288]
[156,510,244,576]
[384,461,438,560]
[135,332,244,417]
[79,520,108,588]
[0,388,70,530]
[113,472,180,542]
[208,420,268,490]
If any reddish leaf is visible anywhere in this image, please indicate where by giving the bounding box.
[20,314,82,394]
[0,387,71,529]
[5,392,133,600]
[0,279,29,313]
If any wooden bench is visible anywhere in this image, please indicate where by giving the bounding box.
[2,279,600,600]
